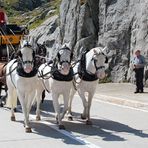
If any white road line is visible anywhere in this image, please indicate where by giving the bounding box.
[94,98,148,113]
[75,94,148,113]
[29,114,102,148]
[95,93,148,106]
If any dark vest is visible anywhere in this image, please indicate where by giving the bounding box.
[51,65,73,81]
[16,61,38,78]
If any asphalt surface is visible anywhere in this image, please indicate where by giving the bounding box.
[0,83,148,148]
[96,83,148,111]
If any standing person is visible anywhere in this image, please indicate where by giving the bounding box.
[132,50,145,93]
[0,4,8,33]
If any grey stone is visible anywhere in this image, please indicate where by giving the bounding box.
[30,0,148,84]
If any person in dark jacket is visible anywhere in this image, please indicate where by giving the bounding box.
[132,50,145,93]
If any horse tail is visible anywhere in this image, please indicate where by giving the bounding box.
[6,89,17,109]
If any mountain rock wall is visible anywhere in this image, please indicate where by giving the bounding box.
[31,0,148,82]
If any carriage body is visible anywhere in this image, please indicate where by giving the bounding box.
[0,24,28,62]
[0,24,28,106]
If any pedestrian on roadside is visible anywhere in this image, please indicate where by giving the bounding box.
[132,50,145,93]
[0,4,8,33]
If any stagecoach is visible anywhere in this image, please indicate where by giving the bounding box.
[0,24,28,62]
[0,24,29,106]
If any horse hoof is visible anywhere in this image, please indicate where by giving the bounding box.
[81,114,86,120]
[59,125,65,130]
[11,116,16,121]
[25,127,32,133]
[36,116,41,121]
[86,120,92,125]
[68,116,73,121]
[56,117,59,124]
[14,108,17,112]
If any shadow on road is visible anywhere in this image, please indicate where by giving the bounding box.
[13,98,148,143]
[62,116,148,142]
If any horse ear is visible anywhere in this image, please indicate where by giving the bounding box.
[20,39,24,48]
[93,48,98,54]
[16,50,22,58]
[70,52,73,60]
[105,56,108,63]
[57,52,60,60]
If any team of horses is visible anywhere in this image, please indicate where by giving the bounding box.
[0,38,108,132]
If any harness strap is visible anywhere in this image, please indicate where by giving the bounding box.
[9,60,17,88]
[41,79,50,93]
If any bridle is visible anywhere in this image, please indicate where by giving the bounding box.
[18,43,35,66]
[57,47,73,66]
[91,52,108,72]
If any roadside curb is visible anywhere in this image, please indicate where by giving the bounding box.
[94,94,148,111]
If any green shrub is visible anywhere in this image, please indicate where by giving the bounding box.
[99,76,112,83]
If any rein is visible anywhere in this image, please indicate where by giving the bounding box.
[93,59,105,71]
[57,47,73,66]
[4,60,17,77]
[78,50,105,81]
[38,63,54,80]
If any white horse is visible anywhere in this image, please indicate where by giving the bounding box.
[38,44,73,129]
[6,39,40,132]
[67,47,108,124]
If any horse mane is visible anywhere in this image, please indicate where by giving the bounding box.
[20,36,32,48]
[61,43,70,50]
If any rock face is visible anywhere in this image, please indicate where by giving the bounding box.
[30,15,59,59]
[98,0,148,82]
[31,0,148,83]
[13,0,43,11]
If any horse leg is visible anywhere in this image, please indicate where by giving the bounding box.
[85,92,94,125]
[52,93,61,128]
[3,85,8,104]
[41,90,45,103]
[5,83,17,121]
[18,92,32,133]
[59,92,70,129]
[67,87,76,121]
[78,90,87,120]
[1,85,8,106]
[0,84,2,107]
[36,89,43,121]
[23,104,32,133]
[26,92,37,132]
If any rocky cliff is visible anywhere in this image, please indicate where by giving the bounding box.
[30,0,148,83]
[4,0,45,11]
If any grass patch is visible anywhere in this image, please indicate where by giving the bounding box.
[29,18,45,29]
[1,0,61,29]
[99,76,112,83]
[50,0,62,15]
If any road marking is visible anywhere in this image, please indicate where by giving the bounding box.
[75,94,148,113]
[29,114,102,148]
[95,93,148,106]
[94,98,148,113]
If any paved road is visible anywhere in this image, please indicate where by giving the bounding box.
[96,83,148,111]
[0,83,148,148]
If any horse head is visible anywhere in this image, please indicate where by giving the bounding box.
[17,39,35,73]
[34,43,47,67]
[56,43,73,75]
[86,47,108,80]
[36,43,47,57]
